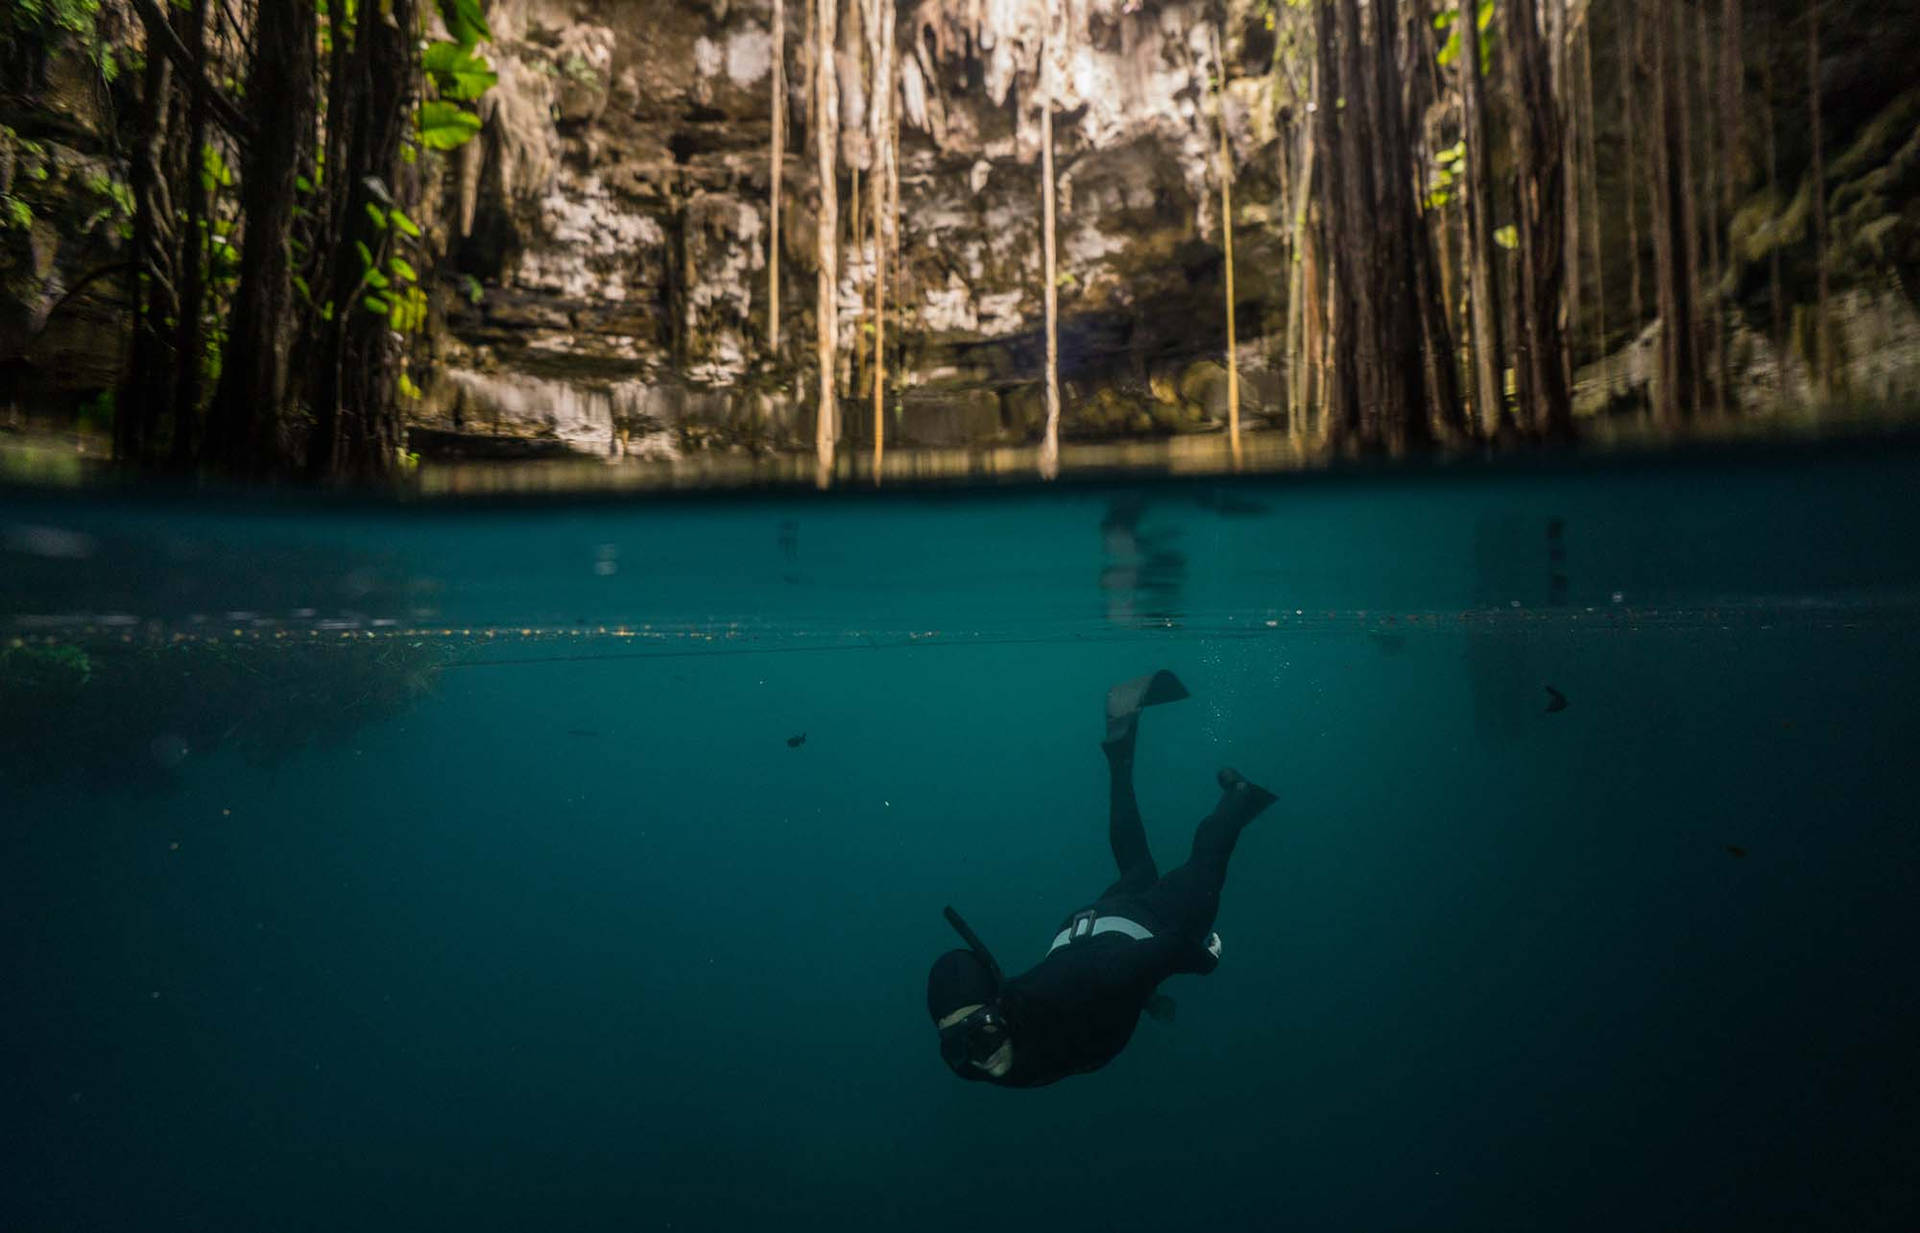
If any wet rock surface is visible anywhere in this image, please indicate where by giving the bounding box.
[427,0,1279,456]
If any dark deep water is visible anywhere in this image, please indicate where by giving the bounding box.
[3,449,1918,1232]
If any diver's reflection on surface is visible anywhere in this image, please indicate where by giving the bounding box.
[1100,495,1187,625]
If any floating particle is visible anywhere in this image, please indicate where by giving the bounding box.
[1726,845,1748,859]
[786,733,807,748]
[1544,685,1569,713]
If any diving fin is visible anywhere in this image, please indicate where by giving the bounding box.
[1144,994,1177,1025]
[1106,670,1191,743]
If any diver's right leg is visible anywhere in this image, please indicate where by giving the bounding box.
[1101,671,1188,888]
[1104,726,1156,887]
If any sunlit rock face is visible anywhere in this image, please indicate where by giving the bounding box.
[429,0,1281,455]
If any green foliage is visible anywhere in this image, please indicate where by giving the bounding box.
[389,285,428,331]
[1434,0,1496,76]
[461,273,484,305]
[201,143,235,194]
[1424,139,1465,210]
[78,387,114,432]
[1,195,31,231]
[439,0,492,45]
[389,207,421,238]
[423,39,497,101]
[1493,223,1517,251]
[415,100,482,150]
[3,0,115,82]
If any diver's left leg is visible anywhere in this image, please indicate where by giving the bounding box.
[1142,769,1276,939]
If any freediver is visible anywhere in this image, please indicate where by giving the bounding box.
[927,670,1276,1087]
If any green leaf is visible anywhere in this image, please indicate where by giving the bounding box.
[1493,224,1518,251]
[389,207,421,238]
[363,294,390,315]
[424,40,497,100]
[364,265,390,289]
[389,256,418,282]
[441,0,493,45]
[365,201,388,230]
[397,372,423,400]
[1437,26,1460,67]
[354,240,373,270]
[416,100,483,150]
[295,174,313,193]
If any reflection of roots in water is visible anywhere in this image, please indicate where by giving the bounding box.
[0,634,458,792]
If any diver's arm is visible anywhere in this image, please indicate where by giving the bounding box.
[1131,932,1220,979]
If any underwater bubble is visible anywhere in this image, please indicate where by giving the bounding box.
[148,733,190,769]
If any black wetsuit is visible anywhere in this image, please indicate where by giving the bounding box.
[958,732,1270,1088]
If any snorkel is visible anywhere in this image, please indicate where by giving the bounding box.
[935,906,1013,1075]
[942,905,1004,993]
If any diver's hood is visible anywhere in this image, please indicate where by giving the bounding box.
[926,905,1005,1022]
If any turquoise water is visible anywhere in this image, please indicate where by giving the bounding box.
[4,451,1918,1231]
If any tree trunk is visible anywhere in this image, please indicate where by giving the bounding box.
[814,0,839,481]
[118,49,177,466]
[1316,0,1361,446]
[770,0,784,355]
[166,0,210,470]
[307,0,417,480]
[1403,1,1464,441]
[205,0,315,477]
[1460,0,1506,437]
[1507,0,1571,438]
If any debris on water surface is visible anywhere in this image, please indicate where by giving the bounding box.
[787,733,807,748]
[1544,685,1568,713]
[1726,845,1748,859]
